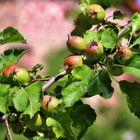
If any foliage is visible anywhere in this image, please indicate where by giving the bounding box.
[0,1,140,140]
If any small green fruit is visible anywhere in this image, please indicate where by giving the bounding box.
[3,65,30,84]
[117,46,133,64]
[64,55,83,68]
[85,41,104,61]
[42,95,59,110]
[86,4,105,25]
[14,67,30,84]
[67,36,87,54]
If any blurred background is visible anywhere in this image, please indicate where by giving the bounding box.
[0,0,140,140]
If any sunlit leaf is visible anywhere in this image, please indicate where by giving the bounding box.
[0,27,26,45]
[0,84,10,113]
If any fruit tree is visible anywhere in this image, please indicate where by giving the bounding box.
[0,1,140,140]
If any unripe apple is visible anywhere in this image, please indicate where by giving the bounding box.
[42,95,59,110]
[86,4,105,25]
[85,41,104,61]
[64,55,83,69]
[14,67,30,85]
[117,46,133,64]
[3,65,30,84]
[67,36,87,54]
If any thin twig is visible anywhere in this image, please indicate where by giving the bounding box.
[128,33,133,46]
[118,22,131,37]
[42,70,67,91]
[2,115,13,140]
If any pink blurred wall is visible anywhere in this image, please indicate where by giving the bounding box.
[0,0,74,68]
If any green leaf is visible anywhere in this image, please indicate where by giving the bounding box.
[46,117,65,138]
[62,65,96,107]
[88,71,114,98]
[83,31,100,44]
[33,136,48,140]
[80,0,89,14]
[122,55,140,79]
[12,88,29,112]
[113,11,127,19]
[119,81,140,118]
[23,81,42,118]
[71,65,95,81]
[131,13,140,33]
[0,84,10,113]
[46,109,76,140]
[71,13,92,36]
[0,27,26,45]
[127,55,140,69]
[101,28,117,49]
[70,102,96,139]
[123,66,140,79]
[131,36,140,47]
[0,48,26,72]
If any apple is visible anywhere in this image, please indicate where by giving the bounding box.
[117,46,133,64]
[67,36,87,54]
[14,67,30,85]
[85,41,104,61]
[86,4,105,25]
[64,55,83,69]
[42,95,59,110]
[3,65,30,84]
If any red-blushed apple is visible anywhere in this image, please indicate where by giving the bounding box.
[117,46,133,64]
[85,41,104,61]
[42,95,59,110]
[67,36,87,54]
[64,55,83,69]
[3,65,30,85]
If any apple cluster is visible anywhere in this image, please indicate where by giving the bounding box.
[64,35,104,69]
[64,4,133,69]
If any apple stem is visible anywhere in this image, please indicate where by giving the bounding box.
[67,34,71,40]
[2,115,13,140]
[42,70,67,91]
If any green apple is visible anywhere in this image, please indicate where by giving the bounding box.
[85,41,104,61]
[117,46,133,64]
[86,4,105,25]
[3,65,30,84]
[67,36,87,54]
[14,67,30,85]
[42,95,59,110]
[64,55,83,69]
